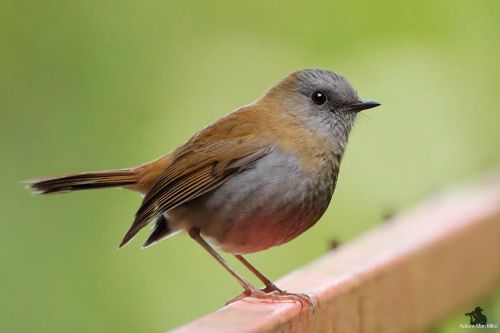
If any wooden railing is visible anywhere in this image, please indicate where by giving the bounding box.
[169,174,500,333]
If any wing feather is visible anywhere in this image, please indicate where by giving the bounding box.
[119,143,272,247]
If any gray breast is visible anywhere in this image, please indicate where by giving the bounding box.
[168,148,337,254]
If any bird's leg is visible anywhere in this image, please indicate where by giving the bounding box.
[188,228,255,293]
[188,228,312,308]
[233,254,312,307]
[234,254,282,293]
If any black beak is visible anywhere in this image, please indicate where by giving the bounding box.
[348,100,381,112]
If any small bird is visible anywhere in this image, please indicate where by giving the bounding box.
[26,69,380,306]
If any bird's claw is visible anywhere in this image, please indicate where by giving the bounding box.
[226,288,313,308]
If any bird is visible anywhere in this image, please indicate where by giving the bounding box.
[25,68,380,306]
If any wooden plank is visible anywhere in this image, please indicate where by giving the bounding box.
[169,175,500,333]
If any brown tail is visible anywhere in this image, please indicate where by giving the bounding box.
[25,169,139,195]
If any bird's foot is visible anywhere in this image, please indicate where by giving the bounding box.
[226,287,313,308]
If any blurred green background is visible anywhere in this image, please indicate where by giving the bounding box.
[1,1,499,332]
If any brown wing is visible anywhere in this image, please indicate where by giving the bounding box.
[119,141,273,247]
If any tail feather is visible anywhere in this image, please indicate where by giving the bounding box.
[25,169,139,195]
[142,215,172,248]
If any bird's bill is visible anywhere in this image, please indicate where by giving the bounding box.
[348,100,381,112]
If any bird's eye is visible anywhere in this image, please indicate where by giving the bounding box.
[311,91,327,105]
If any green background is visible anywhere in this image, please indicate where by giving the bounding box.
[1,1,499,332]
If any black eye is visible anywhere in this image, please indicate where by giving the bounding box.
[311,91,327,105]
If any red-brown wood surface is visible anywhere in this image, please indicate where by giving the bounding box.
[170,175,500,333]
